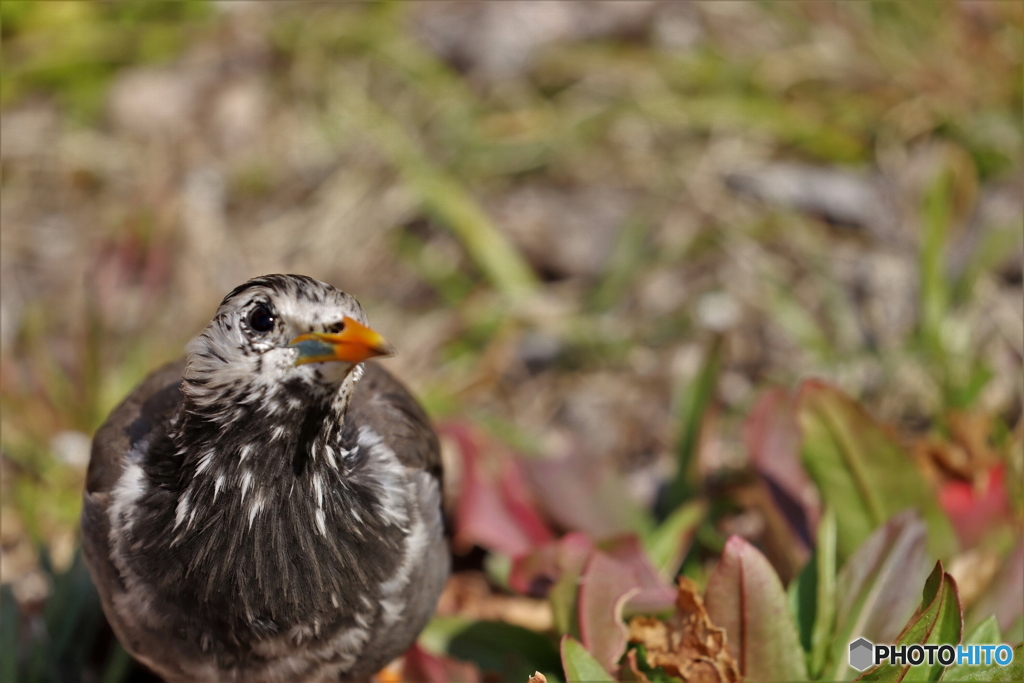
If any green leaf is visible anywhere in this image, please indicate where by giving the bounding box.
[704,536,809,682]
[855,562,963,683]
[791,507,837,678]
[561,635,616,682]
[659,338,722,514]
[824,511,932,682]
[942,615,1001,681]
[0,585,18,683]
[945,642,1024,682]
[420,617,562,683]
[1005,617,1024,647]
[797,381,958,564]
[643,500,707,578]
[100,643,133,683]
[43,551,103,669]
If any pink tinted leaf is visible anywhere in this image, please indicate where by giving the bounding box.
[508,541,560,596]
[578,551,640,674]
[704,536,808,682]
[498,458,555,547]
[403,642,481,683]
[824,510,931,681]
[550,535,596,636]
[601,535,676,614]
[515,533,596,636]
[509,532,593,597]
[442,422,553,557]
[522,441,650,539]
[745,388,821,548]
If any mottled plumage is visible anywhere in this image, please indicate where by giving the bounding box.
[81,274,448,682]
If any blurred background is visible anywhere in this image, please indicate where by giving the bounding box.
[1,2,1021,682]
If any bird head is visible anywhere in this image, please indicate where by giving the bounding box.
[181,274,393,415]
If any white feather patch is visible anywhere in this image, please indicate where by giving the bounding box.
[248,494,265,528]
[195,448,215,474]
[240,470,253,502]
[323,444,337,470]
[174,490,192,530]
[312,473,324,508]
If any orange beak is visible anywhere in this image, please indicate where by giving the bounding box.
[289,316,395,365]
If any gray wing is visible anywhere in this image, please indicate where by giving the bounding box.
[85,358,187,497]
[80,358,187,657]
[349,361,443,491]
[344,362,449,679]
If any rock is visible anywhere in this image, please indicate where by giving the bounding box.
[725,162,899,239]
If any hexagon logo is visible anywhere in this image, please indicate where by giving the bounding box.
[849,638,874,672]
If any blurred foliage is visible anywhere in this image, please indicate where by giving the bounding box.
[0,0,211,119]
[0,1,1021,681]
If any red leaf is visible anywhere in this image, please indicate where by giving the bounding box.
[578,552,639,674]
[509,532,593,596]
[601,535,676,614]
[442,422,553,557]
[744,388,821,548]
[402,643,481,683]
[704,536,808,682]
[939,464,1010,548]
[497,457,554,547]
[520,439,647,538]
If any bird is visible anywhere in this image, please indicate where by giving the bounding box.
[80,274,449,683]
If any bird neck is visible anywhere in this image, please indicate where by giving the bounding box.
[159,367,367,539]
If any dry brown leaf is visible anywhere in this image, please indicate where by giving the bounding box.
[947,410,998,468]
[627,578,740,683]
[947,547,1002,610]
[527,672,548,683]
[914,435,972,483]
[914,409,999,486]
[436,572,554,632]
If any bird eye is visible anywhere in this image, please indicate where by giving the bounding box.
[247,305,275,334]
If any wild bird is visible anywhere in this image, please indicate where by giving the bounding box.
[81,274,449,682]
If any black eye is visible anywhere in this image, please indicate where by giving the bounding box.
[248,305,275,334]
